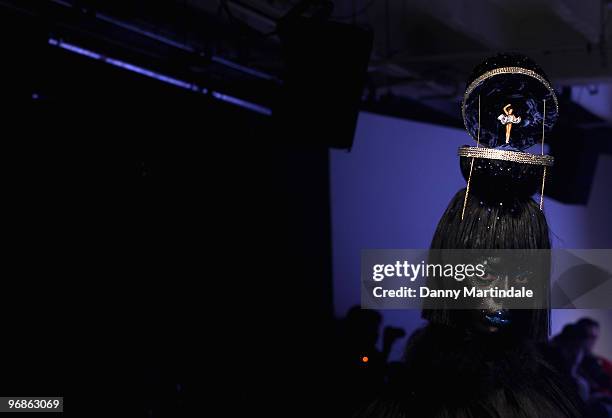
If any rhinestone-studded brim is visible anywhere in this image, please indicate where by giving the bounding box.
[458,146,554,167]
[462,66,559,111]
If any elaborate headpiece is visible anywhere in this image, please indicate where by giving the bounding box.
[359,55,583,418]
[459,53,558,218]
[424,54,558,341]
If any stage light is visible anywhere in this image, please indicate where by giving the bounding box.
[211,91,272,115]
[47,38,271,115]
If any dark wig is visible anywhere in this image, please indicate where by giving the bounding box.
[423,187,551,342]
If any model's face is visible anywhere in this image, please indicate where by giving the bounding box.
[508,108,513,114]
[464,256,530,334]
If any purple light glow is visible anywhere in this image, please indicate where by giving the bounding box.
[104,58,195,90]
[211,91,273,116]
[211,56,278,82]
[96,14,278,82]
[50,38,102,60]
[95,14,196,53]
[50,0,73,7]
[48,38,271,115]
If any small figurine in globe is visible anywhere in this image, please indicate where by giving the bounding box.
[459,53,558,215]
[498,103,521,144]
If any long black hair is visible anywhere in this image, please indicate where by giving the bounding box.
[423,187,551,342]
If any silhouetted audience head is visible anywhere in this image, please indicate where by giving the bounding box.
[576,317,600,354]
[554,323,586,372]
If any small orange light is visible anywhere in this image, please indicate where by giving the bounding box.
[361,356,369,363]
